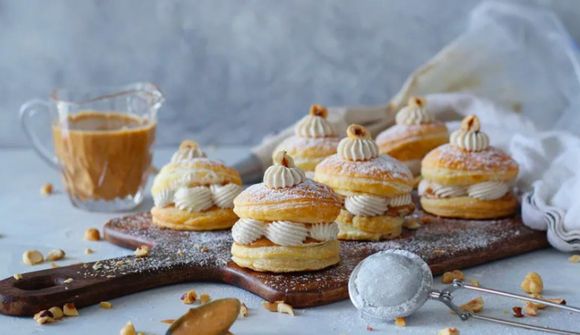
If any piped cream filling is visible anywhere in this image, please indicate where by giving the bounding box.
[419,180,511,200]
[344,193,413,217]
[231,218,339,246]
[153,183,242,211]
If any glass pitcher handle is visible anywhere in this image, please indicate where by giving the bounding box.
[19,99,59,169]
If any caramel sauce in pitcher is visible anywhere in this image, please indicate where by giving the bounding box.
[52,111,156,201]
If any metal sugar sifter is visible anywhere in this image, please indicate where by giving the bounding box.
[348,250,580,334]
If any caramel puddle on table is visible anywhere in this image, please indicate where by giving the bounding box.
[167,298,241,335]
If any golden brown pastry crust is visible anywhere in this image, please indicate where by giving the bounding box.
[376,122,448,161]
[151,206,238,231]
[233,179,342,224]
[314,154,414,197]
[421,144,519,186]
[231,240,340,272]
[275,136,340,171]
[420,193,518,219]
[336,209,403,240]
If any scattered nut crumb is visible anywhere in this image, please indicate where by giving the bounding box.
[469,279,480,287]
[394,317,406,327]
[239,303,249,318]
[161,319,175,324]
[200,246,209,253]
[439,327,460,335]
[568,255,580,263]
[180,289,197,304]
[33,310,54,325]
[460,297,484,313]
[51,262,59,268]
[521,272,543,294]
[22,250,44,265]
[524,302,539,316]
[442,270,464,284]
[262,301,294,316]
[99,301,112,309]
[63,303,79,316]
[199,293,211,305]
[545,298,566,305]
[13,273,23,280]
[134,245,150,257]
[63,278,74,284]
[85,248,94,255]
[366,325,374,331]
[403,218,421,230]
[120,321,137,335]
[49,306,64,320]
[40,183,53,196]
[47,249,65,261]
[84,228,101,241]
[512,306,524,318]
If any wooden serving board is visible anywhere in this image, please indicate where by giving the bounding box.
[0,211,547,316]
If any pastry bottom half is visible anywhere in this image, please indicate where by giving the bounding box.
[420,193,518,219]
[231,240,340,273]
[151,206,238,231]
[336,209,403,241]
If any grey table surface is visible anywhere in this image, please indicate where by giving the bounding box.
[0,148,579,335]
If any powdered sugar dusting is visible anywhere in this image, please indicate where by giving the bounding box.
[433,144,518,171]
[237,179,342,205]
[317,154,413,180]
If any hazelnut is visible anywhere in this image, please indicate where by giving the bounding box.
[512,306,524,318]
[524,302,539,316]
[460,297,484,313]
[394,317,406,327]
[47,249,65,261]
[40,183,53,196]
[134,245,150,257]
[13,273,23,280]
[99,301,113,309]
[84,228,101,241]
[120,321,137,335]
[63,303,79,316]
[33,310,54,325]
[520,272,543,294]
[180,289,197,304]
[262,301,294,316]
[469,279,480,287]
[22,250,44,265]
[49,306,64,320]
[439,328,460,335]
[199,293,211,305]
[51,262,59,268]
[239,303,249,318]
[441,270,464,284]
[85,248,94,255]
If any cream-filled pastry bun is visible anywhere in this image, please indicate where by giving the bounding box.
[150,140,243,231]
[231,151,342,273]
[274,104,340,177]
[376,96,448,179]
[314,124,415,241]
[420,115,519,219]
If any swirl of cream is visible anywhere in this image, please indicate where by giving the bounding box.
[171,140,206,163]
[174,186,213,212]
[337,124,379,161]
[395,96,434,125]
[430,183,467,198]
[467,181,509,200]
[295,104,336,138]
[450,115,490,152]
[263,151,306,189]
[266,221,309,246]
[231,218,266,245]
[309,223,339,241]
[345,195,388,216]
[389,193,413,207]
[153,189,174,208]
[210,183,243,209]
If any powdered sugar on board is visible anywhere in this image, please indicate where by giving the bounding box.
[89,211,546,307]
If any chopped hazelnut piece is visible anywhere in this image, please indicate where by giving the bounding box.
[40,183,53,196]
[47,249,65,261]
[134,245,150,257]
[199,293,211,305]
[84,228,101,241]
[262,301,294,316]
[546,298,566,305]
[239,303,249,317]
[63,278,74,284]
[22,250,44,265]
[85,248,94,255]
[441,270,464,284]
[460,297,484,313]
[524,302,539,316]
[469,279,480,287]
[180,289,197,304]
[51,262,59,268]
[161,319,175,324]
[33,310,54,325]
[439,328,460,335]
[520,272,543,294]
[13,273,23,280]
[49,306,64,320]
[120,321,137,335]
[394,317,406,327]
[99,301,113,309]
[568,255,580,263]
[63,303,79,316]
[512,306,524,318]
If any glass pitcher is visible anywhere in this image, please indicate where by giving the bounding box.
[20,82,163,212]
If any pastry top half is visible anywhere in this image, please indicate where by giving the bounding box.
[274,104,340,171]
[234,151,341,223]
[315,124,414,197]
[421,115,519,186]
[376,96,448,161]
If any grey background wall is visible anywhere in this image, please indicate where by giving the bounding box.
[2,0,579,148]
